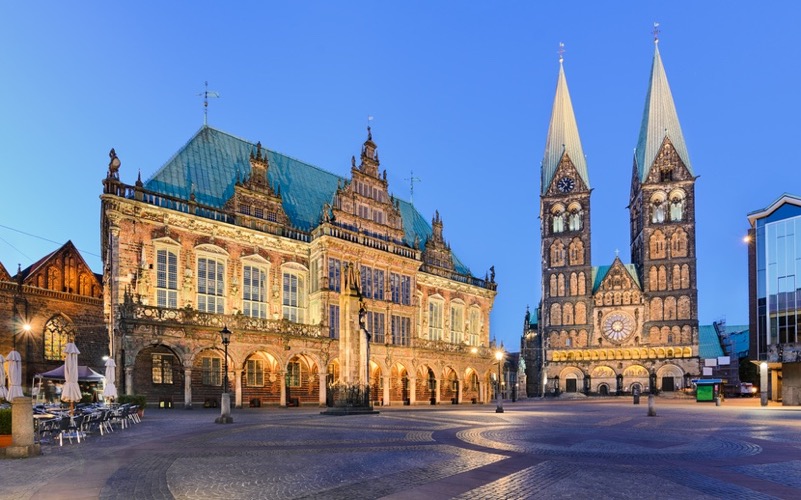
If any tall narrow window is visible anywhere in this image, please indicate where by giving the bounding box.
[328,258,341,292]
[360,265,373,298]
[428,298,443,341]
[450,303,464,344]
[202,356,222,386]
[368,311,385,343]
[390,273,410,304]
[243,265,267,318]
[287,361,301,387]
[373,269,385,300]
[391,315,411,346]
[156,248,178,308]
[282,267,307,323]
[468,308,481,346]
[329,305,340,339]
[197,257,225,313]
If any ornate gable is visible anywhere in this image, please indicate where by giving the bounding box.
[225,141,290,231]
[330,128,405,243]
[20,241,102,298]
[643,138,692,185]
[422,211,455,271]
[544,152,589,197]
[596,259,640,294]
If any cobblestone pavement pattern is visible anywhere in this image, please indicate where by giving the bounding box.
[2,398,800,499]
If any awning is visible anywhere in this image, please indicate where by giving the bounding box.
[35,365,105,382]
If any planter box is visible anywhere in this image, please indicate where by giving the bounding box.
[0,435,12,448]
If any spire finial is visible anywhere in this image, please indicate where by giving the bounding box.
[558,42,565,64]
[652,22,660,44]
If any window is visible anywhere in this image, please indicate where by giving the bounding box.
[156,248,178,308]
[328,258,341,292]
[651,194,667,223]
[367,311,386,343]
[450,303,464,344]
[243,265,268,318]
[329,305,340,339]
[246,359,264,387]
[372,269,385,300]
[391,315,411,346]
[287,361,301,387]
[428,298,443,341]
[568,205,582,232]
[152,354,174,384]
[202,356,222,386]
[468,308,481,346]
[391,273,412,305]
[44,315,73,361]
[282,267,307,323]
[197,257,225,313]
[360,265,373,298]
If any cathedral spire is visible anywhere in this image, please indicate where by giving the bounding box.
[634,37,693,182]
[542,43,589,194]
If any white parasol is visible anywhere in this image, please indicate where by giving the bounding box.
[102,357,118,400]
[61,343,83,413]
[0,354,7,400]
[7,350,24,400]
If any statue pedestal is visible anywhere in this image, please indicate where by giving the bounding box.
[215,393,234,424]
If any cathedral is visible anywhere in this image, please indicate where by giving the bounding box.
[100,126,498,408]
[533,39,701,396]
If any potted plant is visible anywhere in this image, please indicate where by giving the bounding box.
[118,394,148,418]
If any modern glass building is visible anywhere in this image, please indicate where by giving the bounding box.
[747,193,801,405]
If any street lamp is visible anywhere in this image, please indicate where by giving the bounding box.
[215,325,234,424]
[495,349,504,413]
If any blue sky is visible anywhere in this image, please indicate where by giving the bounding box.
[0,2,794,350]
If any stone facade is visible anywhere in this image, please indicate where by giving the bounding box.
[0,242,105,400]
[533,45,701,396]
[101,128,498,408]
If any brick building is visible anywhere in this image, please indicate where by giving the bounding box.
[0,241,106,400]
[534,41,701,395]
[101,126,498,408]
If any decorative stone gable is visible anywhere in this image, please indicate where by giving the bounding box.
[422,211,455,271]
[0,261,11,282]
[331,128,405,243]
[226,141,290,230]
[544,153,589,197]
[644,138,692,185]
[21,241,102,298]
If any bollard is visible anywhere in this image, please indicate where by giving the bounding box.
[5,397,41,458]
[215,392,234,424]
[715,395,721,407]
[633,391,640,405]
[647,394,656,417]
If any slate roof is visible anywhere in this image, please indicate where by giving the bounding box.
[542,59,589,194]
[635,43,693,182]
[144,126,471,275]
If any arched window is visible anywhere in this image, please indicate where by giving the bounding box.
[450,301,464,344]
[569,273,578,296]
[550,240,565,267]
[670,229,688,258]
[563,303,574,325]
[549,274,558,297]
[664,297,677,320]
[242,259,270,319]
[658,266,667,291]
[549,303,562,326]
[681,265,690,289]
[650,297,663,321]
[44,315,74,361]
[428,296,444,341]
[569,238,584,265]
[155,242,179,308]
[651,193,666,223]
[677,296,691,320]
[557,273,566,297]
[578,272,586,295]
[568,202,583,231]
[575,302,587,324]
[672,265,681,290]
[669,190,685,222]
[650,231,667,259]
[552,204,566,234]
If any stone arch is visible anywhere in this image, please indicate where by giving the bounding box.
[134,343,185,405]
[575,302,587,325]
[549,274,558,297]
[550,303,562,326]
[570,272,578,296]
[650,297,663,321]
[677,296,691,320]
[390,362,410,404]
[441,366,460,403]
[670,227,688,257]
[649,230,667,259]
[563,303,574,325]
[416,364,438,404]
[285,353,320,404]
[558,366,584,393]
[578,272,586,295]
[242,350,283,405]
[681,265,690,289]
[550,240,565,267]
[657,363,684,391]
[557,273,566,297]
[569,238,584,266]
[649,266,658,291]
[664,297,677,320]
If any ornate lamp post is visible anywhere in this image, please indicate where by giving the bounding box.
[215,326,234,424]
[495,349,504,413]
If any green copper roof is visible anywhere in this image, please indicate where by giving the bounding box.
[144,126,470,274]
[635,44,693,182]
[591,262,641,294]
[542,60,589,194]
[698,325,725,359]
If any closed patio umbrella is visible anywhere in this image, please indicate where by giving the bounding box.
[102,358,117,401]
[0,354,7,400]
[7,350,24,400]
[61,343,82,414]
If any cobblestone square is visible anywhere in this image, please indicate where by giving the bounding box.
[2,398,799,499]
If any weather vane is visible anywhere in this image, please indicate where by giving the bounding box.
[652,22,661,44]
[558,42,565,63]
[198,81,220,126]
[405,170,421,206]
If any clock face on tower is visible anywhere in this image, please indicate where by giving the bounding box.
[556,176,575,193]
[602,312,635,342]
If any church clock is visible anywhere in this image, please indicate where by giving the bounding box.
[602,312,635,342]
[556,176,575,193]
